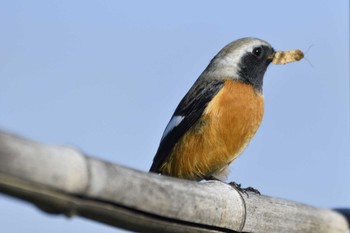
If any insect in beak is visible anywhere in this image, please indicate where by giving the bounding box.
[271,49,304,65]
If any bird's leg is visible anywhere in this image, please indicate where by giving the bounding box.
[242,186,261,195]
[204,176,260,196]
[229,181,261,197]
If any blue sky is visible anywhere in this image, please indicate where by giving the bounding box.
[0,1,349,232]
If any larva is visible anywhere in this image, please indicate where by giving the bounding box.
[272,49,304,65]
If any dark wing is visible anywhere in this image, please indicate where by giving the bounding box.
[149,79,224,173]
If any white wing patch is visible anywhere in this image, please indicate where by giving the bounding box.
[161,115,185,140]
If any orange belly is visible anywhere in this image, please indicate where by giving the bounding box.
[160,80,264,180]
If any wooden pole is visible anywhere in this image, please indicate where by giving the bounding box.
[0,130,348,233]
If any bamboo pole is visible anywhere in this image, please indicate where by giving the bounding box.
[0,130,348,233]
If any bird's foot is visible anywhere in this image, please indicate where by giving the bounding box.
[228,181,261,197]
[204,177,261,197]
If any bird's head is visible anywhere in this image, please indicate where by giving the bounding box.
[201,37,276,93]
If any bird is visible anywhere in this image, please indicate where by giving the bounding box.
[149,37,303,192]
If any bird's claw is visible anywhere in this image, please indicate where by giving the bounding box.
[228,181,261,197]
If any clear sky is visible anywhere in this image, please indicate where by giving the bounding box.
[0,1,349,232]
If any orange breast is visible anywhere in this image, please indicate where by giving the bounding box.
[160,80,264,180]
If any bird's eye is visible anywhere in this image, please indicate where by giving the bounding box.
[252,47,263,58]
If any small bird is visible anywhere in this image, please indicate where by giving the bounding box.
[149,37,303,191]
